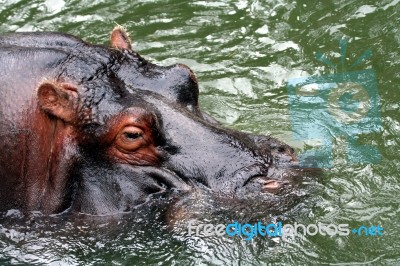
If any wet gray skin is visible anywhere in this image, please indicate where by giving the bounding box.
[0,28,315,216]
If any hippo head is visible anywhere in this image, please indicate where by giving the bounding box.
[0,27,312,215]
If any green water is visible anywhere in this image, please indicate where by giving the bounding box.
[0,0,399,265]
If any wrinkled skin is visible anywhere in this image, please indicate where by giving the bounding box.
[0,27,311,216]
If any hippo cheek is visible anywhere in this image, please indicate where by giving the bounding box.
[73,163,193,215]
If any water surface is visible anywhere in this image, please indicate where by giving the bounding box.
[0,0,399,265]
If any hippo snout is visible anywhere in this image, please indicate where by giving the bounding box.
[231,155,301,198]
[220,133,318,201]
[230,163,286,195]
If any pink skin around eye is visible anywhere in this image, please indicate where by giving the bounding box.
[102,109,161,166]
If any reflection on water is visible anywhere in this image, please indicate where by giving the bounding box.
[0,0,399,264]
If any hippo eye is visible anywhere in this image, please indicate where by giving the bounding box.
[124,132,142,140]
[115,126,145,151]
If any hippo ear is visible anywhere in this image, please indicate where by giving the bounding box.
[110,26,132,50]
[37,82,79,123]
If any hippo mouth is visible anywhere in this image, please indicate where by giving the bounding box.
[234,163,319,199]
[244,176,289,194]
[240,174,293,196]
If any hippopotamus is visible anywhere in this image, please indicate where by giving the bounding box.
[0,27,306,216]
